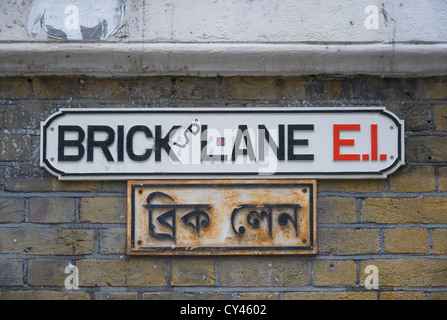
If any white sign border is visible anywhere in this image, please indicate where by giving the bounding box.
[40,107,405,180]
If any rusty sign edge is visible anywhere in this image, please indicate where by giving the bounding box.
[127,179,317,256]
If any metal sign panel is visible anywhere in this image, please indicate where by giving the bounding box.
[40,107,404,180]
[127,180,316,255]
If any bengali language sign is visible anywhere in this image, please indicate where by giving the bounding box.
[127,180,316,255]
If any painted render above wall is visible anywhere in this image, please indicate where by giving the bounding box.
[0,0,446,76]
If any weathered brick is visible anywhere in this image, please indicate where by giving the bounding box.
[0,228,94,255]
[0,260,23,286]
[362,197,447,224]
[33,76,79,100]
[218,257,307,287]
[416,78,447,100]
[384,228,429,254]
[318,228,380,255]
[5,103,58,130]
[0,134,31,161]
[77,258,167,287]
[360,259,447,287]
[430,292,447,300]
[0,197,25,223]
[0,290,90,300]
[387,103,432,131]
[434,104,447,131]
[317,197,357,224]
[143,292,233,300]
[223,77,309,100]
[439,166,447,191]
[236,292,280,300]
[130,77,172,100]
[29,197,75,223]
[381,291,426,300]
[319,79,344,100]
[99,228,126,254]
[312,260,357,287]
[172,77,220,100]
[3,166,100,192]
[171,258,215,286]
[28,259,72,286]
[80,78,130,99]
[284,291,376,300]
[406,136,447,163]
[94,292,138,300]
[102,181,127,193]
[80,197,126,223]
[389,166,435,192]
[433,229,447,255]
[311,76,415,101]
[0,77,29,99]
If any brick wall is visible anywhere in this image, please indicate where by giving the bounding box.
[0,75,446,300]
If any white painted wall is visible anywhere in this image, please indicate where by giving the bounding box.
[0,0,446,76]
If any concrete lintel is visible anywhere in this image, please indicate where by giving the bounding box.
[0,42,446,77]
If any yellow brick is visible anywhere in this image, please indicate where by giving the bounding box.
[143,292,233,300]
[94,292,138,300]
[318,228,380,255]
[433,229,447,255]
[434,105,447,131]
[318,179,386,193]
[284,291,377,300]
[312,260,357,286]
[171,258,215,286]
[77,258,168,287]
[317,197,357,223]
[80,78,130,99]
[236,292,281,300]
[218,257,307,287]
[28,259,72,286]
[380,291,426,300]
[384,228,429,254]
[430,292,447,300]
[439,166,447,191]
[0,228,94,255]
[222,76,309,100]
[0,77,29,99]
[33,76,79,99]
[389,166,435,192]
[406,136,447,163]
[129,76,172,99]
[0,290,90,300]
[172,77,220,100]
[80,197,126,223]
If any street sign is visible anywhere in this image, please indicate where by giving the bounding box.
[40,107,404,180]
[127,180,316,255]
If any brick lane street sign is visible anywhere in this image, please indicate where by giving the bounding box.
[40,107,405,180]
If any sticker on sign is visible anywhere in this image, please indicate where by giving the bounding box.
[40,107,405,180]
